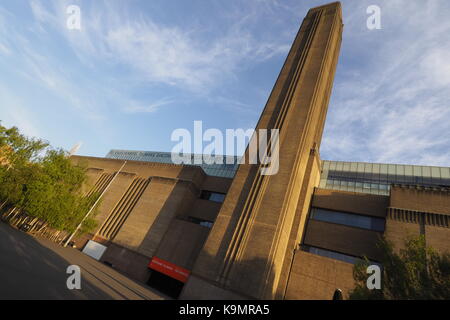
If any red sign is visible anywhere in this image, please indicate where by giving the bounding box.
[148,257,190,283]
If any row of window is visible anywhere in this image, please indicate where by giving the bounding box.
[320,180,391,196]
[106,152,239,178]
[321,179,390,190]
[321,161,450,196]
[302,245,380,266]
[310,207,385,232]
[202,168,237,178]
[322,160,450,180]
[302,245,360,264]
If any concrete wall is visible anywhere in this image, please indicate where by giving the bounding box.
[100,243,152,283]
[94,171,136,224]
[425,225,450,253]
[131,179,196,258]
[312,188,389,218]
[285,250,355,300]
[185,199,223,222]
[386,186,450,253]
[390,185,450,215]
[70,155,233,284]
[304,220,383,261]
[284,187,388,300]
[384,219,420,251]
[275,150,322,299]
[155,219,211,270]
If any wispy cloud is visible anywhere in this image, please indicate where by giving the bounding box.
[321,0,450,167]
[123,98,175,114]
[29,0,291,93]
[1,0,449,166]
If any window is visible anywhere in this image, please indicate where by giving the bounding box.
[186,216,213,228]
[302,245,381,266]
[310,207,385,232]
[303,245,359,264]
[200,190,226,203]
[200,221,213,228]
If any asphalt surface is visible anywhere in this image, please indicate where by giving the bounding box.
[0,222,167,300]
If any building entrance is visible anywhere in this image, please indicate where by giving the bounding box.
[147,270,184,299]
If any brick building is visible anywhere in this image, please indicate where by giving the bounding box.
[70,2,450,299]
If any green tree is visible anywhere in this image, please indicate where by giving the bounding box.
[0,122,98,236]
[0,123,48,208]
[349,235,450,300]
[22,149,98,233]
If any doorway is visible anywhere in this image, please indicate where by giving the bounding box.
[147,270,184,299]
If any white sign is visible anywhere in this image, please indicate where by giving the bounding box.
[82,240,107,260]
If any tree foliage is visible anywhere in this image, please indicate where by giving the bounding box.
[349,235,450,300]
[0,121,98,235]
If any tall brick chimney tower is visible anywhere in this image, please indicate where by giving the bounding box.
[181,2,343,300]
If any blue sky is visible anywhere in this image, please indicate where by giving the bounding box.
[0,0,449,166]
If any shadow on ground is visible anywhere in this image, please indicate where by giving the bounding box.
[0,223,166,300]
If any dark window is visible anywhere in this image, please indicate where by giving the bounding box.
[200,190,226,203]
[303,245,359,264]
[186,216,213,228]
[310,208,385,232]
[302,245,381,266]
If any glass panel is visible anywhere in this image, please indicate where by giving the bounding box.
[396,164,405,176]
[356,162,365,182]
[422,166,432,185]
[422,166,431,177]
[431,167,441,179]
[371,218,386,231]
[404,165,414,183]
[343,162,351,173]
[395,164,406,184]
[306,246,359,264]
[441,167,450,186]
[413,165,422,176]
[310,208,385,232]
[372,163,380,183]
[379,164,388,183]
[364,163,373,183]
[441,167,450,179]
[329,161,337,171]
[388,164,396,177]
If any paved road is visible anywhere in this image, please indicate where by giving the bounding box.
[0,223,167,300]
